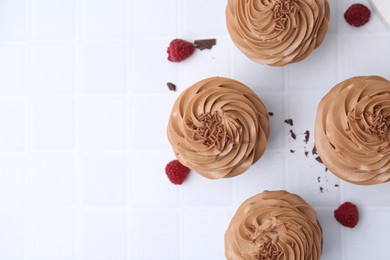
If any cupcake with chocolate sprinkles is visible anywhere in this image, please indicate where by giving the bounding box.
[225,190,323,259]
[315,76,390,185]
[167,77,270,179]
[226,0,330,66]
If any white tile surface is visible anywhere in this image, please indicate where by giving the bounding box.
[0,43,25,95]
[28,152,74,205]
[81,0,126,38]
[79,210,126,259]
[30,0,75,39]
[30,98,75,150]
[81,152,126,206]
[0,212,24,259]
[0,155,25,206]
[81,41,126,93]
[128,210,180,260]
[0,0,389,259]
[0,100,25,150]
[29,42,76,95]
[79,97,126,149]
[26,209,74,259]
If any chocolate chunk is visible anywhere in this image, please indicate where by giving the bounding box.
[284,119,294,126]
[315,156,323,164]
[268,112,274,116]
[304,130,310,144]
[167,82,176,91]
[289,130,297,140]
[194,39,216,50]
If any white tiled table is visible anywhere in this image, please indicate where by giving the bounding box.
[0,0,389,259]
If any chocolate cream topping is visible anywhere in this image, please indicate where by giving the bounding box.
[167,77,270,179]
[225,190,322,260]
[315,76,390,185]
[226,0,330,66]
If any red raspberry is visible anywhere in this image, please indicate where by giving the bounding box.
[334,202,359,228]
[165,160,190,185]
[167,39,195,62]
[344,3,371,27]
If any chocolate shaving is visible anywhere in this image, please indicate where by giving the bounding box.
[315,156,323,164]
[335,184,339,187]
[289,130,296,140]
[187,111,232,151]
[312,145,317,155]
[290,149,295,153]
[167,82,176,91]
[304,151,309,157]
[268,112,274,116]
[319,187,324,193]
[194,39,216,50]
[284,119,294,126]
[304,130,310,144]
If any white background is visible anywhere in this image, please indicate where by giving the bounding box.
[0,0,389,259]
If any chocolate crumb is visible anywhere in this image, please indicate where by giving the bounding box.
[289,130,297,140]
[194,39,216,50]
[320,187,324,193]
[268,112,274,116]
[304,130,310,144]
[335,184,339,187]
[315,156,323,164]
[284,119,294,126]
[167,82,176,91]
[304,151,309,157]
[290,149,295,153]
[312,145,317,155]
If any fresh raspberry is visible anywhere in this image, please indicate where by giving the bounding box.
[344,3,371,27]
[334,202,359,228]
[167,39,195,62]
[165,160,190,185]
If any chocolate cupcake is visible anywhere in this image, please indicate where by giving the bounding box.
[167,77,270,179]
[315,76,390,185]
[225,190,322,259]
[226,0,330,66]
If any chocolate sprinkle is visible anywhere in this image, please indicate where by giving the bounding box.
[284,119,294,126]
[167,82,176,91]
[304,151,309,157]
[268,112,274,116]
[320,187,324,193]
[194,39,216,50]
[317,177,320,183]
[335,184,339,187]
[304,130,310,144]
[289,130,297,140]
[290,149,295,153]
[272,0,298,32]
[187,111,232,151]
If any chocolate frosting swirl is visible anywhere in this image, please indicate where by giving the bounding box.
[315,76,390,185]
[226,0,330,66]
[225,190,322,260]
[167,77,270,179]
